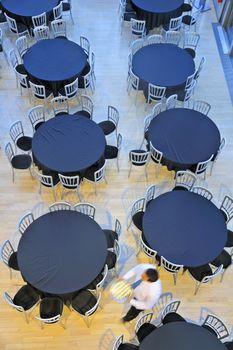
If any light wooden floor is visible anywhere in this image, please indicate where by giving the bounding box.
[0,1,233,349]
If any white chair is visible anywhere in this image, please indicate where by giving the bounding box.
[90,51,96,82]
[18,212,34,235]
[29,81,53,107]
[53,2,63,20]
[127,68,139,103]
[8,48,24,87]
[14,69,30,97]
[32,12,47,28]
[188,265,223,295]
[35,298,65,329]
[51,19,67,38]
[128,150,150,178]
[198,307,217,325]
[9,120,32,153]
[144,184,156,209]
[51,96,69,116]
[152,102,163,117]
[0,28,8,64]
[195,154,213,179]
[35,314,65,329]
[182,8,201,31]
[98,105,120,140]
[138,235,157,260]
[49,201,72,212]
[162,15,183,32]
[160,256,183,285]
[1,240,18,278]
[71,291,102,327]
[58,174,82,201]
[33,26,50,41]
[191,100,211,115]
[173,170,197,191]
[183,32,200,58]
[192,186,213,201]
[127,197,145,231]
[112,335,128,350]
[85,161,107,195]
[61,0,74,24]
[5,13,29,37]
[146,84,166,110]
[82,69,95,94]
[194,57,206,83]
[161,300,181,323]
[145,34,162,45]
[88,264,108,293]
[149,142,163,177]
[4,142,32,182]
[166,94,178,110]
[131,38,144,55]
[105,133,122,171]
[181,80,196,106]
[130,18,146,40]
[164,30,181,45]
[73,203,96,220]
[220,195,233,224]
[202,314,229,340]
[209,137,226,176]
[154,292,173,317]
[134,312,154,343]
[139,114,152,149]
[80,94,93,119]
[60,77,79,102]
[28,105,45,132]
[34,170,59,200]
[15,35,28,60]
[80,36,90,58]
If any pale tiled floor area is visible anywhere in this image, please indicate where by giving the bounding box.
[0,1,232,349]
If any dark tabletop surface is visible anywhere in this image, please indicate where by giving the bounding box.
[1,0,58,17]
[32,114,106,173]
[143,191,227,267]
[131,0,183,13]
[148,108,221,165]
[132,44,195,88]
[140,322,227,350]
[23,39,87,82]
[17,210,108,294]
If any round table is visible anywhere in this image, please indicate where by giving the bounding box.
[17,210,108,295]
[140,322,227,350]
[32,114,106,174]
[23,39,87,95]
[1,0,59,28]
[131,0,184,29]
[132,44,195,97]
[147,108,221,171]
[142,191,227,267]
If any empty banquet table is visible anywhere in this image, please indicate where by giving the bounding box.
[131,0,184,29]
[1,0,59,28]
[32,114,106,174]
[142,191,227,267]
[132,43,195,97]
[147,108,221,171]
[140,322,227,350]
[17,210,108,295]
[23,39,87,96]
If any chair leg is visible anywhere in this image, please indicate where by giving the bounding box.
[128,163,132,178]
[61,187,64,199]
[173,273,177,286]
[52,186,56,201]
[94,182,97,196]
[9,267,12,279]
[12,168,15,183]
[24,312,29,324]
[194,281,201,295]
[70,11,74,24]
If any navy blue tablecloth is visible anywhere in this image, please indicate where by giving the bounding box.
[23,39,87,96]
[32,114,106,174]
[148,108,221,171]
[142,191,227,267]
[131,0,184,29]
[1,0,59,27]
[17,211,108,295]
[140,322,227,350]
[132,44,195,97]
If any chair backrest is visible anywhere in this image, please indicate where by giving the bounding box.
[51,96,69,116]
[199,307,217,324]
[51,19,66,38]
[18,212,34,235]
[195,154,213,175]
[32,12,47,28]
[81,95,93,119]
[183,80,196,103]
[195,57,206,81]
[161,300,181,320]
[3,292,24,312]
[129,68,139,90]
[112,334,124,350]
[140,235,157,258]
[5,13,18,33]
[145,184,156,207]
[154,292,173,315]
[53,2,63,20]
[166,94,178,110]
[135,312,154,334]
[15,35,28,59]
[203,314,229,340]
[29,81,46,99]
[28,105,45,131]
[131,18,146,35]
[201,264,223,284]
[168,15,183,31]
[114,218,122,237]
[131,38,144,55]
[80,36,90,57]
[83,70,92,90]
[49,201,72,212]
[131,197,145,219]
[190,8,201,24]
[164,30,181,45]
[91,51,95,72]
[185,71,196,90]
[64,78,78,98]
[8,48,19,69]
[145,34,162,45]
[148,84,166,101]
[5,142,14,163]
[15,69,28,88]
[9,120,24,144]
[183,32,200,50]
[94,161,107,183]
[220,195,233,223]
[85,292,102,317]
[35,314,61,324]
[33,26,50,41]
[161,256,183,273]
[192,100,211,115]
[192,186,213,201]
[73,203,96,219]
[96,264,108,290]
[150,142,163,164]
[175,170,197,190]
[117,133,122,151]
[152,102,163,117]
[114,240,121,260]
[58,174,80,189]
[1,240,14,266]
[108,105,120,127]
[35,170,54,187]
[130,150,150,165]
[214,137,226,162]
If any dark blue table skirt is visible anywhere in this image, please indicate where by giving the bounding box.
[132,44,195,98]
[23,39,88,96]
[142,191,227,267]
[131,0,184,30]
[1,0,59,28]
[147,108,221,171]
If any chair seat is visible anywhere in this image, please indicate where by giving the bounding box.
[225,341,233,350]
[71,289,97,315]
[13,285,39,311]
[0,12,6,23]
[103,229,118,248]
[78,110,91,119]
[220,209,228,222]
[11,154,32,169]
[105,250,117,270]
[15,22,28,34]
[0,44,3,52]
[34,121,44,130]
[16,136,32,152]
[172,185,189,191]
[55,111,69,116]
[225,230,233,247]
[84,162,103,182]
[211,250,232,269]
[119,344,139,350]
[16,64,27,75]
[188,264,212,282]
[182,3,192,12]
[55,35,68,39]
[104,145,118,159]
[40,297,63,319]
[162,23,170,31]
[162,312,186,324]
[136,323,157,343]
[62,2,71,11]
[85,272,103,290]
[184,47,196,58]
[8,251,19,270]
[132,211,144,231]
[123,12,137,22]
[173,89,186,102]
[182,15,195,25]
[129,150,148,166]
[98,120,116,135]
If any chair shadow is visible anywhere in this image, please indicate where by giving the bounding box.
[98,328,116,350]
